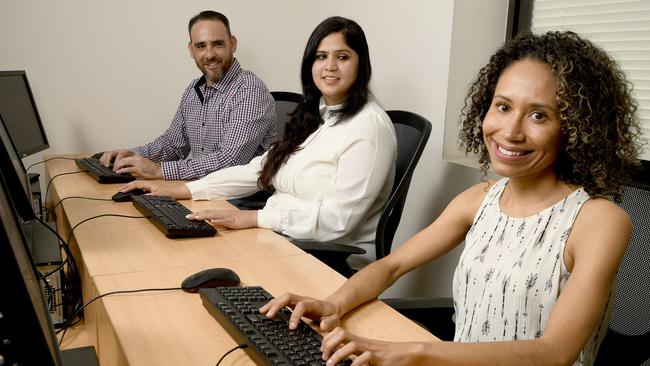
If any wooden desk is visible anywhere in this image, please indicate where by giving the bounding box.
[46,156,439,365]
[93,256,436,366]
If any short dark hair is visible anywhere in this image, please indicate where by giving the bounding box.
[459,31,642,201]
[188,11,231,37]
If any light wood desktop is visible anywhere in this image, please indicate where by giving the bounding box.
[46,156,439,365]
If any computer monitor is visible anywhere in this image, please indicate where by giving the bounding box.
[0,70,49,157]
[0,169,63,365]
[0,113,35,221]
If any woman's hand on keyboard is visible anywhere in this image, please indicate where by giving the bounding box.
[259,293,341,332]
[187,210,258,230]
[119,180,191,199]
[321,327,427,366]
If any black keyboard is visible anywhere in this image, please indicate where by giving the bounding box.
[200,286,351,366]
[131,195,217,238]
[75,157,135,184]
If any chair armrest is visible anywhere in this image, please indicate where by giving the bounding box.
[291,240,366,255]
[227,191,273,210]
[290,240,366,278]
[382,296,456,341]
[382,296,453,309]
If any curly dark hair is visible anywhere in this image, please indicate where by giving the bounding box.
[459,31,642,202]
[258,16,371,189]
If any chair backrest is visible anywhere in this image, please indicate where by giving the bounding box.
[270,91,304,138]
[595,177,650,365]
[375,110,432,260]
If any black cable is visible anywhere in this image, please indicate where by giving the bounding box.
[58,286,182,346]
[44,196,112,220]
[215,344,248,366]
[62,213,148,329]
[26,156,78,172]
[43,196,112,219]
[36,214,148,339]
[34,216,79,280]
[39,272,55,310]
[44,171,84,220]
[66,213,148,245]
[38,196,112,264]
[52,196,112,213]
[34,216,82,329]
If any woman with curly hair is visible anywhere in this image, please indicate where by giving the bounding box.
[260,31,642,365]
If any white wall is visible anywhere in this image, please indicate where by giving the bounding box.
[0,0,508,298]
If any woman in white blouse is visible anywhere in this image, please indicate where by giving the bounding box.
[121,16,397,265]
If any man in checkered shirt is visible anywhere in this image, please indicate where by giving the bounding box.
[100,11,277,180]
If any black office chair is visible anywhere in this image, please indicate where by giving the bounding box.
[595,175,650,366]
[293,110,432,277]
[271,91,304,138]
[228,91,304,210]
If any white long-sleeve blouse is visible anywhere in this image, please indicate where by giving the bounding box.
[185,99,396,260]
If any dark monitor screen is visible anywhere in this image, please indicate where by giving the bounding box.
[0,168,63,365]
[0,70,49,157]
[0,114,34,221]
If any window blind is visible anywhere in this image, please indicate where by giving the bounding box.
[530,0,650,160]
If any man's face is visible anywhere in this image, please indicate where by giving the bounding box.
[188,20,237,86]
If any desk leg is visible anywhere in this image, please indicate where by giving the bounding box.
[96,294,128,366]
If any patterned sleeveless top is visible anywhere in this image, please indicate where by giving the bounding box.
[452,178,610,366]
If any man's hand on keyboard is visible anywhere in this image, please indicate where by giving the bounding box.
[100,149,132,167]
[120,180,191,199]
[113,155,163,179]
[259,293,341,332]
[187,210,258,230]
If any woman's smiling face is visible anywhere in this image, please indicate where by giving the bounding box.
[482,58,562,180]
[311,32,359,106]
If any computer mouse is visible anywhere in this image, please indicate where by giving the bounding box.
[181,268,241,293]
[111,189,148,202]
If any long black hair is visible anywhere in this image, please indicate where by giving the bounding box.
[258,16,372,189]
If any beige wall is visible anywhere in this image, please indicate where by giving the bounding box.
[0,0,508,298]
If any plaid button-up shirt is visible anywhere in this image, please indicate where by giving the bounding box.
[132,59,277,180]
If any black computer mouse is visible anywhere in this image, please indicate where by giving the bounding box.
[112,189,148,202]
[181,268,241,293]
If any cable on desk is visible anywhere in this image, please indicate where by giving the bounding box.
[57,286,183,346]
[66,213,148,245]
[64,214,149,320]
[215,344,248,366]
[40,196,112,222]
[41,213,148,280]
[38,213,148,336]
[44,171,84,220]
[44,196,112,219]
[26,156,78,172]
